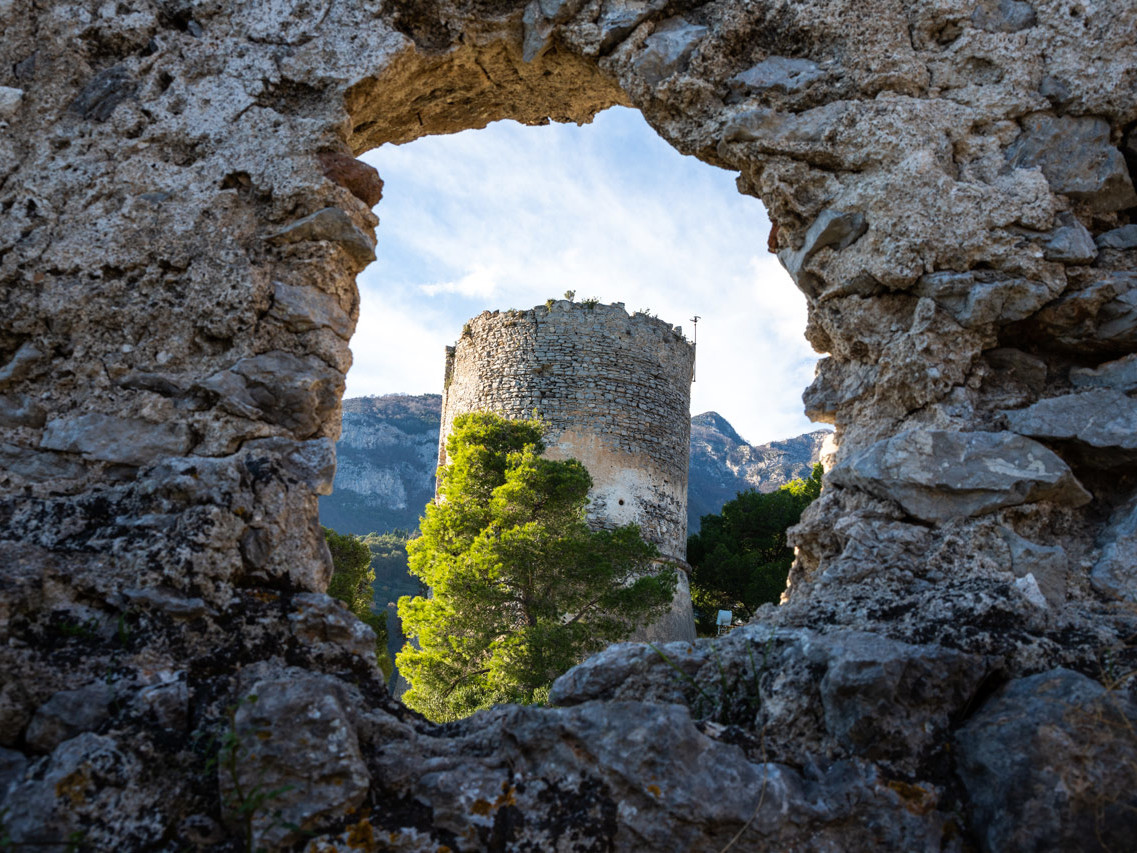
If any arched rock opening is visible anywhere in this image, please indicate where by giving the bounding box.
[2,0,1137,848]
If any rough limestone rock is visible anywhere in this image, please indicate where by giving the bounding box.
[1004,389,1137,463]
[827,429,1091,522]
[1092,498,1137,603]
[1006,114,1137,212]
[1097,224,1137,250]
[24,683,116,754]
[2,0,1137,848]
[956,669,1137,853]
[1071,353,1137,391]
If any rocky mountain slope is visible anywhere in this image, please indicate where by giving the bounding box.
[318,394,441,535]
[320,395,828,536]
[688,412,830,532]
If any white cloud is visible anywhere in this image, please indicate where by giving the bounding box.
[419,265,502,299]
[349,107,825,446]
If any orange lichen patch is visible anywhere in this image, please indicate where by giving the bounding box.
[886,779,937,815]
[494,784,517,809]
[251,590,279,603]
[647,784,662,798]
[471,798,493,816]
[346,817,375,850]
[54,770,89,806]
[438,846,453,853]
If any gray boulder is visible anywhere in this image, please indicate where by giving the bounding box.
[915,271,1061,328]
[40,413,192,466]
[1007,114,1137,212]
[0,342,46,389]
[266,207,375,265]
[270,282,353,339]
[596,0,668,52]
[633,18,708,85]
[813,630,985,762]
[827,429,1091,522]
[1071,353,1137,392]
[197,351,342,437]
[1091,498,1137,602]
[971,0,1037,32]
[222,671,371,850]
[1022,271,1137,354]
[552,625,985,772]
[778,208,868,292]
[956,668,1137,852]
[1096,224,1137,250]
[25,682,115,753]
[0,443,85,481]
[1004,389,1137,458]
[1000,527,1068,607]
[371,697,955,850]
[729,56,824,95]
[1040,213,1097,264]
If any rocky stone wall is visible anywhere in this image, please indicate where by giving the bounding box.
[439,300,695,560]
[2,0,1137,849]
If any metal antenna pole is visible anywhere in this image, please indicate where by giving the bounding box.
[690,316,700,382]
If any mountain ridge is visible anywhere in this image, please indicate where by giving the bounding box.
[320,394,830,536]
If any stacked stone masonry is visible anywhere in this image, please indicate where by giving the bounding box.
[2,0,1137,849]
[439,300,695,560]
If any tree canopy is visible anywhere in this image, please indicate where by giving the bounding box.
[323,526,392,677]
[397,412,676,722]
[686,463,823,634]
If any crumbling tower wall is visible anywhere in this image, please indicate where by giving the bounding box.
[439,300,697,640]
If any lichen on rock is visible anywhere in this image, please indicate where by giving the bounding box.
[2,0,1137,848]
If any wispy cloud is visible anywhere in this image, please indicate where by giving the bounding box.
[350,107,823,446]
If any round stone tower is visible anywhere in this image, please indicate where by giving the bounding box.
[438,299,697,642]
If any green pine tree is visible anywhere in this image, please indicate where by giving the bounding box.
[323,526,392,677]
[397,412,676,722]
[687,463,823,635]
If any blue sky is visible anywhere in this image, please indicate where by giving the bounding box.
[350,106,821,446]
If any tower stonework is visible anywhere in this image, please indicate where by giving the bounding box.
[438,300,697,642]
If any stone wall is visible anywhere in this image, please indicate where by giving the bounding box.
[439,300,695,560]
[2,1,1136,849]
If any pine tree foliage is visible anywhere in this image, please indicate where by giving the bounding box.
[323,526,392,677]
[397,413,676,722]
[687,463,823,634]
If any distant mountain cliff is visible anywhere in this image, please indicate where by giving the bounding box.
[317,394,442,536]
[687,412,830,533]
[319,395,829,537]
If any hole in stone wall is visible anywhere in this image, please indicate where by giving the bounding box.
[320,104,829,710]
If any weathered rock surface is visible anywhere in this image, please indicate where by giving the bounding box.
[3,0,1137,848]
[1000,527,1068,607]
[956,669,1137,853]
[223,670,371,849]
[1040,213,1097,264]
[827,429,1091,522]
[1092,498,1137,603]
[40,412,193,466]
[25,683,115,754]
[1006,114,1137,212]
[1004,389,1137,461]
[1071,353,1137,392]
[1097,224,1137,250]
